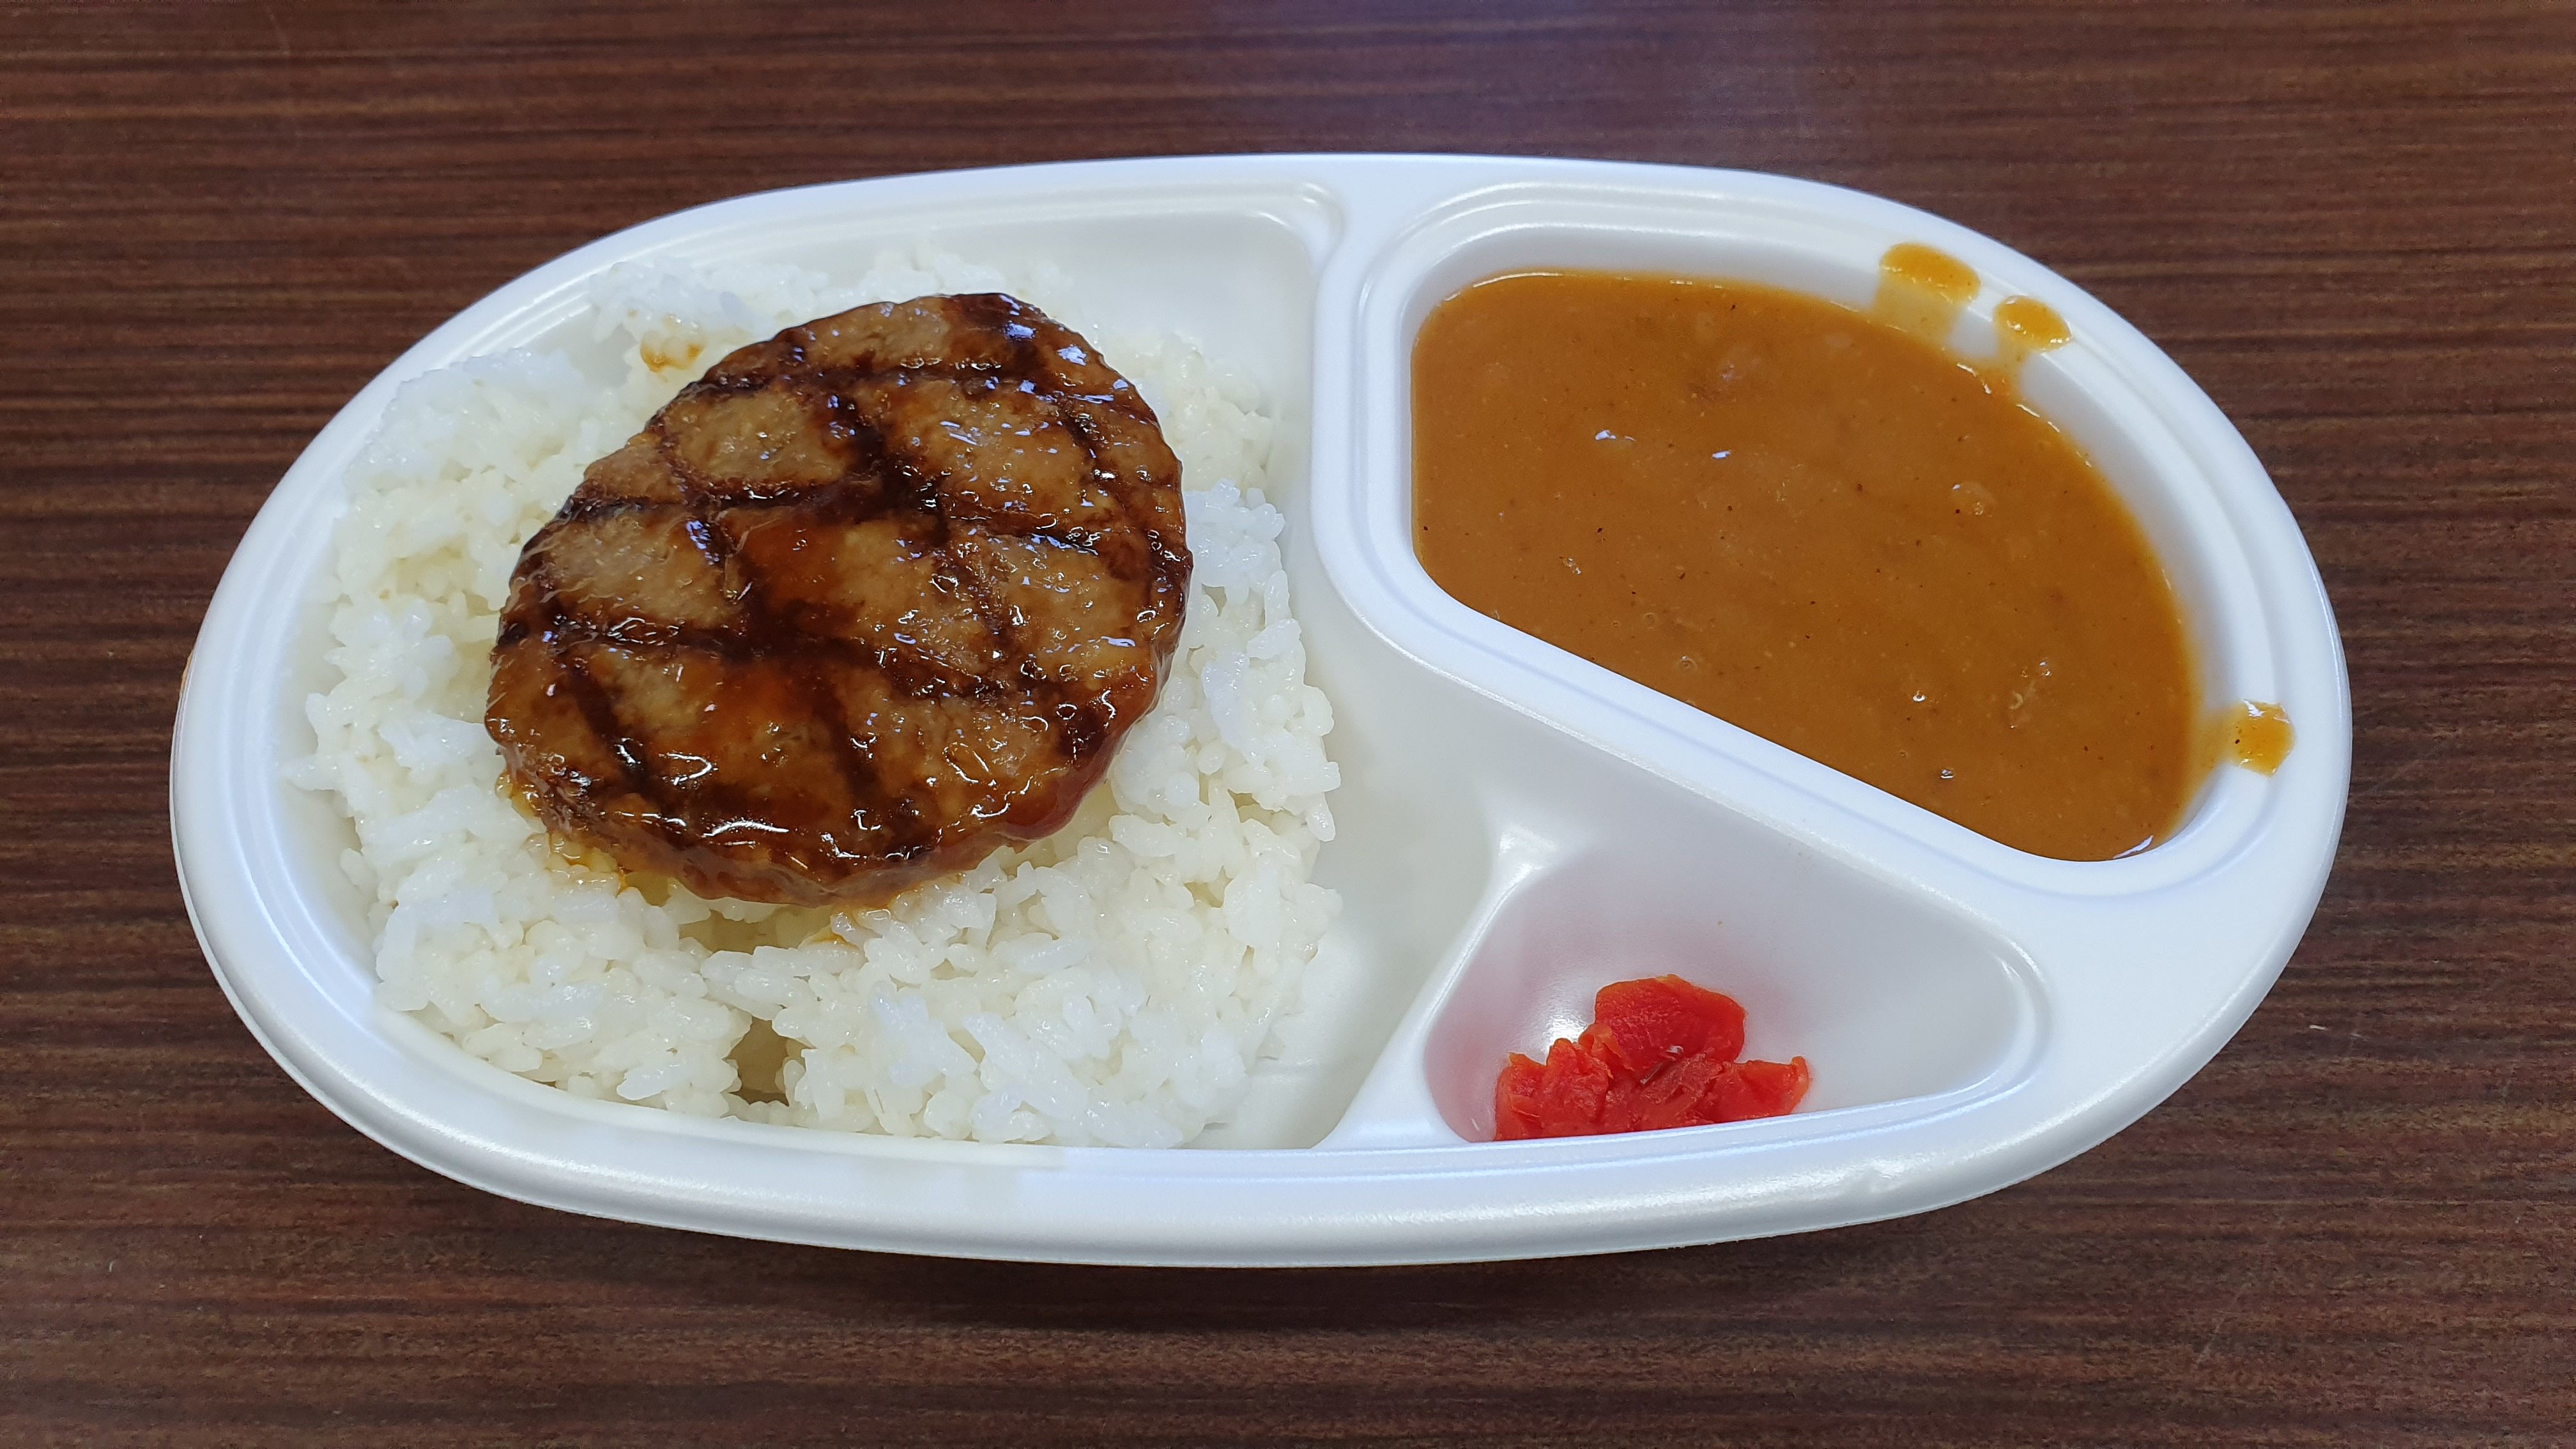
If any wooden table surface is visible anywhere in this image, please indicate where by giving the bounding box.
[6,1,2572,1443]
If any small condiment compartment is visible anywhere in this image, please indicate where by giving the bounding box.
[173,155,2349,1265]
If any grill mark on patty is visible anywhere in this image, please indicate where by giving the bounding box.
[486,293,1190,907]
[548,635,689,848]
[657,382,935,866]
[520,551,778,854]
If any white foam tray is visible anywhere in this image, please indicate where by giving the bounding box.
[172,155,2350,1266]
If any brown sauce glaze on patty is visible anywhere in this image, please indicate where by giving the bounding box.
[486,293,1190,907]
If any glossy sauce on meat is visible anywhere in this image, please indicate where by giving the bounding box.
[487,294,1189,906]
[1411,267,2215,861]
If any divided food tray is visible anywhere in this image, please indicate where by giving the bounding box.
[171,154,2350,1266]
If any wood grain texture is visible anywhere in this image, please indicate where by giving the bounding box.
[3,1,2570,1443]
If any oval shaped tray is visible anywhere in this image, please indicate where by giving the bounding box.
[171,153,2350,1266]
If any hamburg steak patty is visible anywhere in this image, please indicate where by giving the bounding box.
[486,293,1191,907]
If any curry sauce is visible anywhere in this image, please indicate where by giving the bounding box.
[1411,267,2213,860]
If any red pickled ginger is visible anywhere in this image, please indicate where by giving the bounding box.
[1494,974,1808,1140]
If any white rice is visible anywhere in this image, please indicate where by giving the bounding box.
[288,249,1342,1147]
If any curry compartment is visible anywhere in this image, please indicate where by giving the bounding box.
[172,155,2348,1265]
[1337,185,2296,889]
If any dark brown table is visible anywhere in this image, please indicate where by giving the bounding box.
[7,2,2571,1443]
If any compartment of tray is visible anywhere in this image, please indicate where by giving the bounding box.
[257,178,1428,1150]
[1304,694,2046,1147]
[1420,811,2041,1142]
